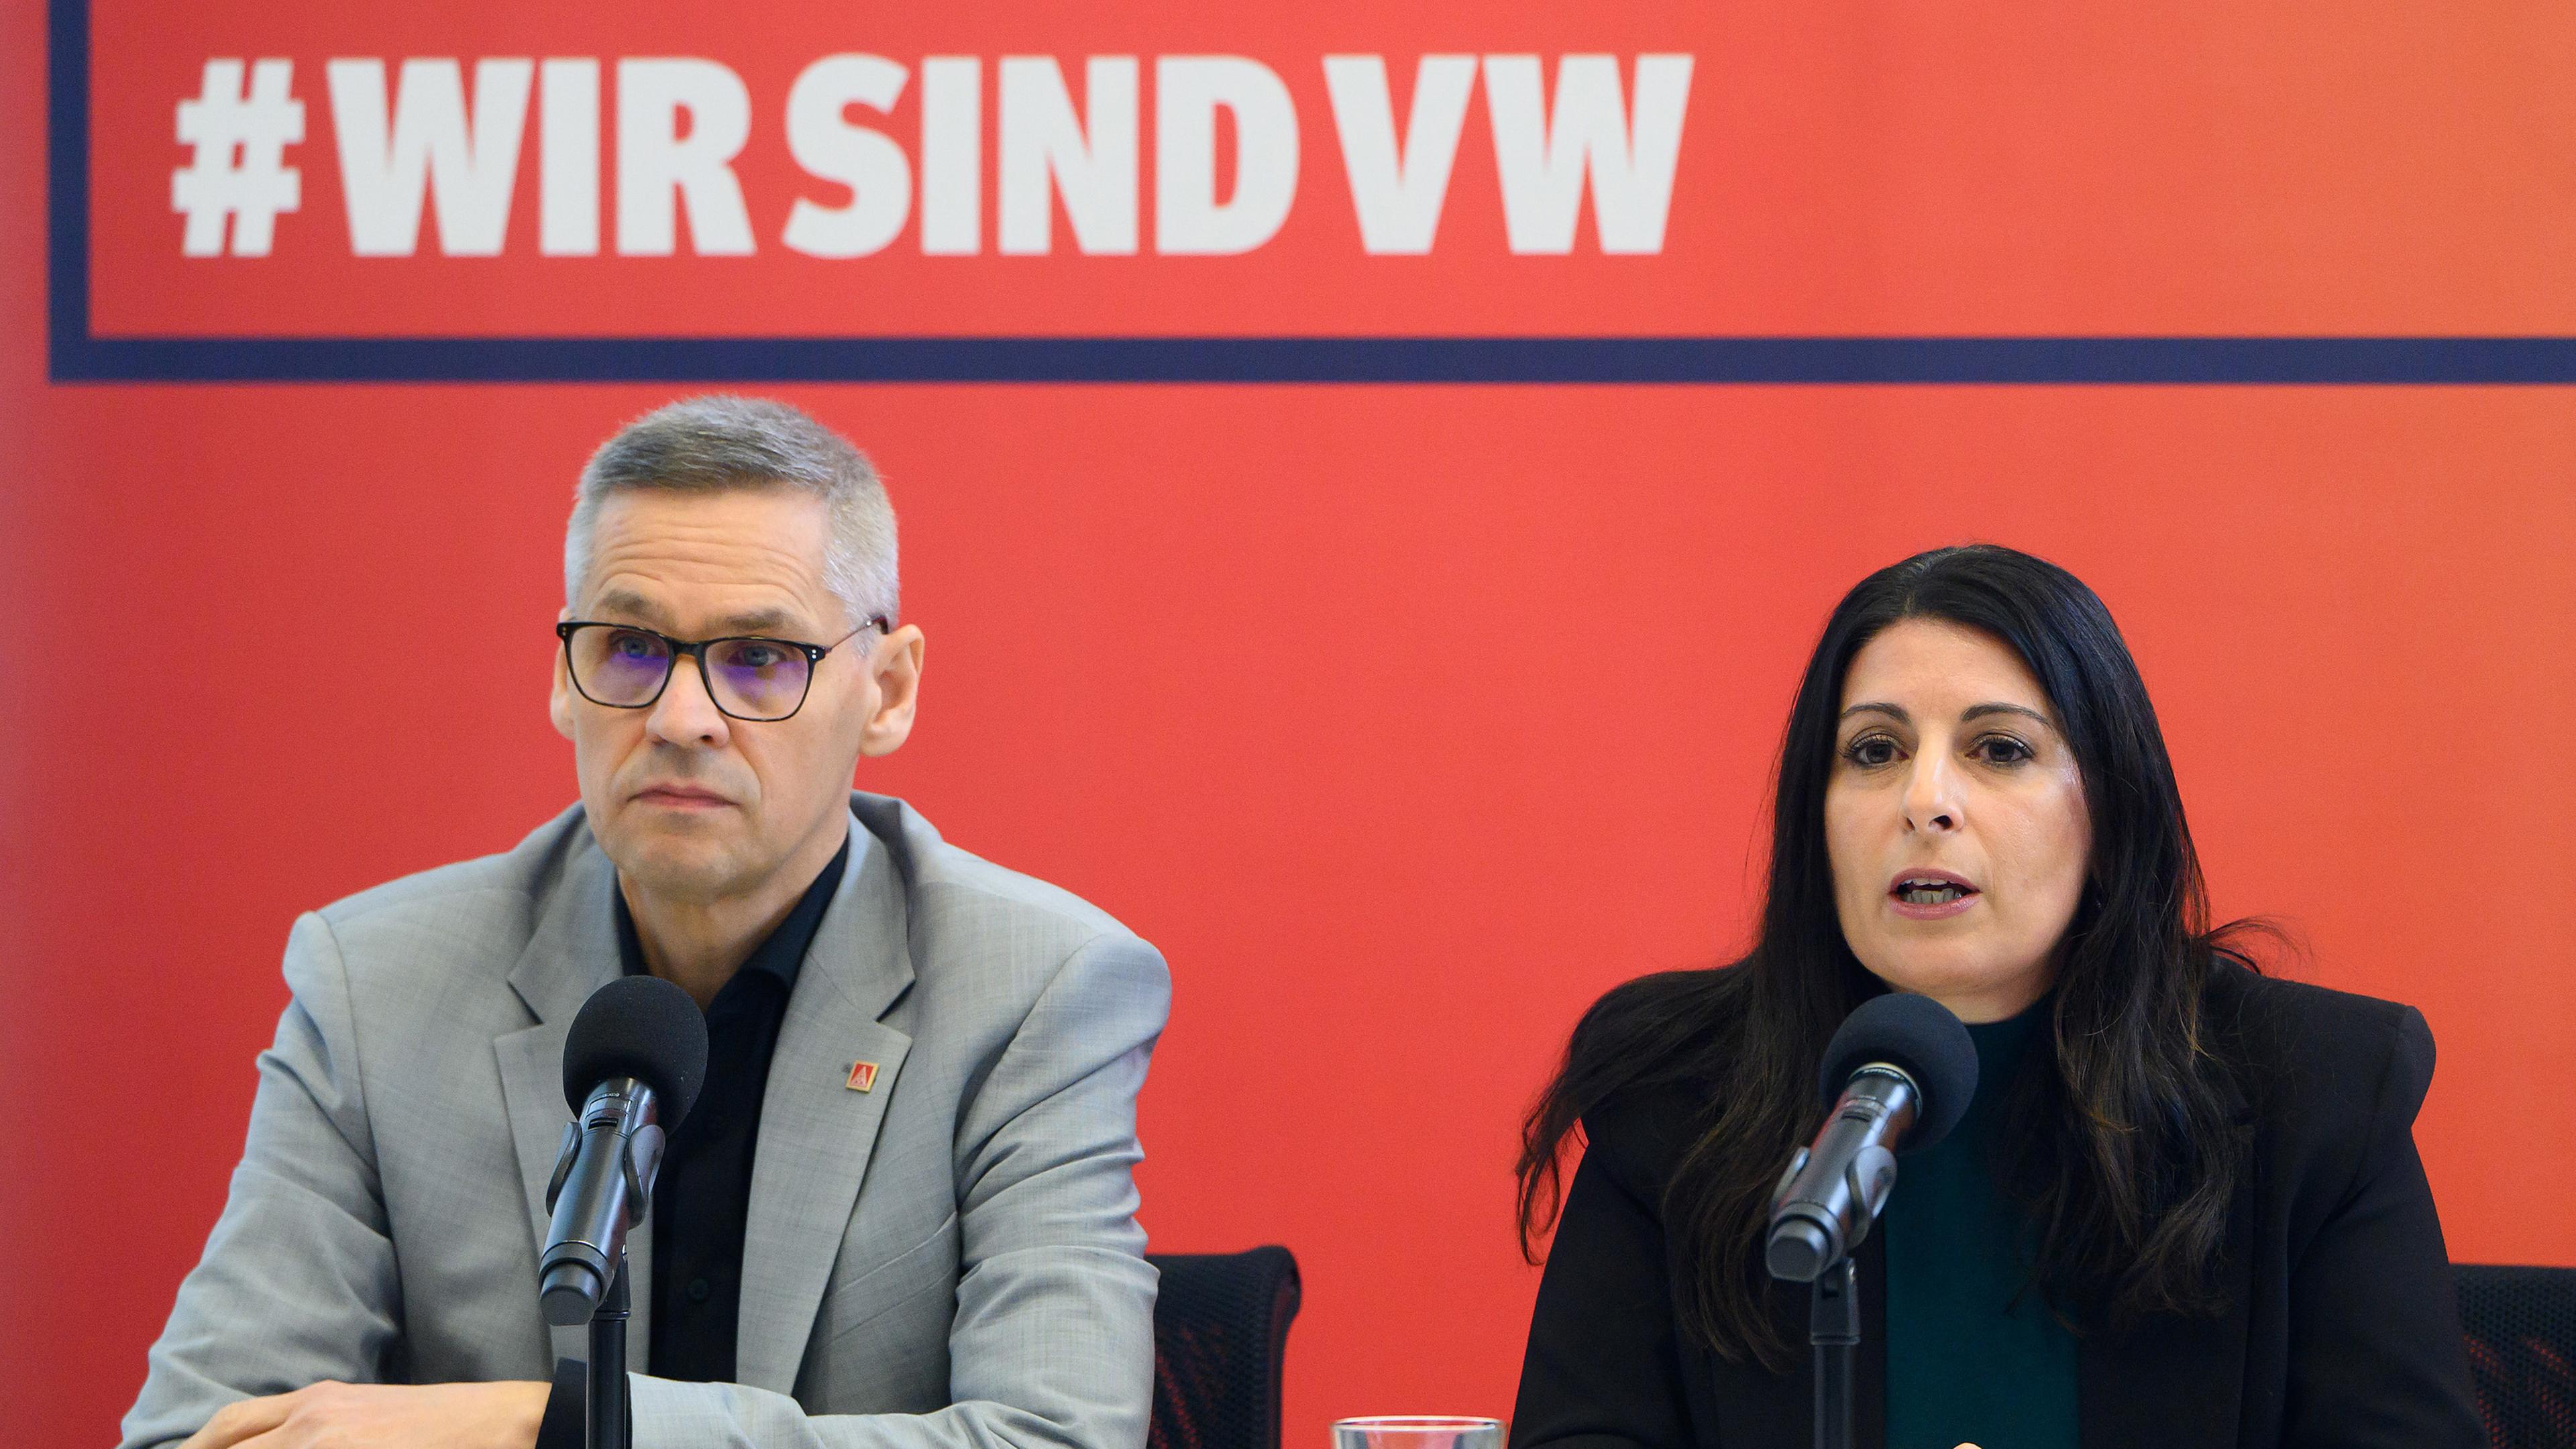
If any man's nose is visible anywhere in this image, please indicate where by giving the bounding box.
[645,654,731,747]
[1902,751,1961,833]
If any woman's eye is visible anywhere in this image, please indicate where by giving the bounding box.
[1843,737,1898,767]
[1974,736,2034,765]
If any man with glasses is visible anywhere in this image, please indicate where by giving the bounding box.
[123,396,1171,1449]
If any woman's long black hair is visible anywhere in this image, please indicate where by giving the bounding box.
[1517,544,2252,1369]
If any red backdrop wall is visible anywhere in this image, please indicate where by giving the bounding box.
[10,5,2576,1448]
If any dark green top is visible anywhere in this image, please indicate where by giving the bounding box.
[1883,1003,2080,1449]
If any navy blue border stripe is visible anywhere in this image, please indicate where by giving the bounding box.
[42,335,2576,384]
[48,0,2576,386]
[48,0,91,384]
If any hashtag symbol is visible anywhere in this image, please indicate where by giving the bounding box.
[172,58,305,258]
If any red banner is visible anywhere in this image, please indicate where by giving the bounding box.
[80,1,2576,341]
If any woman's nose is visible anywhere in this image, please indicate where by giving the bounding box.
[1903,753,1960,833]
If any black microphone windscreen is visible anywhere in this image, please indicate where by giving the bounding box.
[1817,992,1980,1153]
[561,975,710,1128]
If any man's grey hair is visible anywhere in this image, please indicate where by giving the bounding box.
[565,395,898,629]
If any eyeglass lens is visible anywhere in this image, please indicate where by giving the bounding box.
[568,626,812,720]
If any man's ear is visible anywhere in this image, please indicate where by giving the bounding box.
[549,608,576,741]
[857,625,926,758]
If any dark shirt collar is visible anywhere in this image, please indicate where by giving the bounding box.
[1960,992,2050,1114]
[612,837,852,994]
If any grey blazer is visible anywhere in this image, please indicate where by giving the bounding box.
[121,793,1171,1449]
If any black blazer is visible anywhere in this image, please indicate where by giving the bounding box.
[1510,965,2485,1449]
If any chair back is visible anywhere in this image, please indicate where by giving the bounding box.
[2456,1263,2576,1449]
[1147,1246,1304,1449]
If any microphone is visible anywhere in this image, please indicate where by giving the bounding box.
[1765,992,1978,1283]
[539,975,708,1326]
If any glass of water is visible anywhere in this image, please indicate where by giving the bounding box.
[1332,1416,1503,1449]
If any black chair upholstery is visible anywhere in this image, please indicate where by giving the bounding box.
[1146,1246,1303,1449]
[2457,1263,2576,1449]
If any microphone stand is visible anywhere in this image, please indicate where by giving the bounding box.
[586,1255,633,1449]
[543,1087,662,1449]
[1809,1255,1858,1449]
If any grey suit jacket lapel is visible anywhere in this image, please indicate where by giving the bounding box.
[494,836,657,1360]
[737,818,917,1393]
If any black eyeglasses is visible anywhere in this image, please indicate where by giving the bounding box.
[556,618,887,722]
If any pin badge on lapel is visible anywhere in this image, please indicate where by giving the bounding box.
[846,1060,879,1093]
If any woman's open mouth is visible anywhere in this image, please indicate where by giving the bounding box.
[1887,870,1980,918]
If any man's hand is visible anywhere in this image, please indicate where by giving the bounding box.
[178,1381,549,1449]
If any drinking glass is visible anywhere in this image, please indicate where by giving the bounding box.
[1332,1415,1503,1449]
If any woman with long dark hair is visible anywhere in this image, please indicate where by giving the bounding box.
[1510,545,2481,1449]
